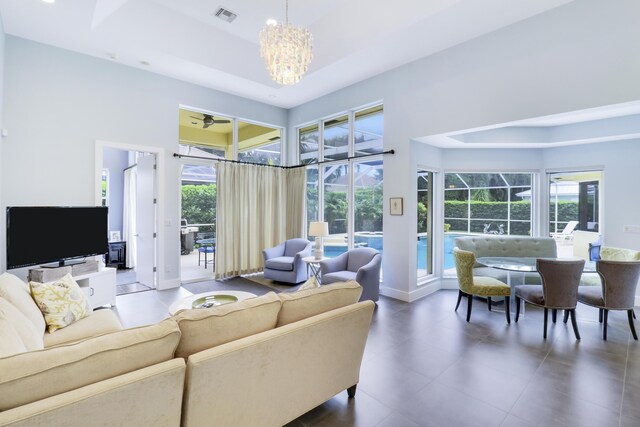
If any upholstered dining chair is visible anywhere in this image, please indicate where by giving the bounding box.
[515,258,585,340]
[577,260,640,340]
[453,249,511,323]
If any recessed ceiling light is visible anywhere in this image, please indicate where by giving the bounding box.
[42,0,55,3]
[265,18,278,26]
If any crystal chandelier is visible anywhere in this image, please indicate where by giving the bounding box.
[259,0,313,85]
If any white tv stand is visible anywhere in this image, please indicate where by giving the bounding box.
[74,268,117,308]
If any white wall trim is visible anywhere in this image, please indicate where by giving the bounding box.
[636,295,640,308]
[380,279,441,302]
[94,140,174,290]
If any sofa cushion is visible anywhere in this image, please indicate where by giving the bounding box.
[0,317,28,357]
[44,309,123,348]
[30,274,92,333]
[265,256,295,271]
[0,318,181,411]
[0,298,44,352]
[276,281,362,327]
[173,292,281,359]
[322,271,357,284]
[0,273,46,335]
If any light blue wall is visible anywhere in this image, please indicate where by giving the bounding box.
[102,147,129,236]
[288,0,640,300]
[1,36,287,284]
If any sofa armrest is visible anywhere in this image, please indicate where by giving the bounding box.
[319,252,349,275]
[0,359,185,427]
[182,301,374,427]
[263,243,286,262]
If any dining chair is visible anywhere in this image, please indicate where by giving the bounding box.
[515,258,585,340]
[453,249,511,323]
[577,260,640,340]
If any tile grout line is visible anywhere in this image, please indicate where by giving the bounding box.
[618,331,631,427]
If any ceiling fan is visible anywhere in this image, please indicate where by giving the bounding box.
[189,114,231,129]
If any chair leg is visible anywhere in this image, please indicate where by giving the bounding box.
[543,308,548,339]
[599,308,603,323]
[487,297,492,311]
[603,309,609,340]
[504,297,510,324]
[466,294,473,322]
[515,296,521,323]
[570,309,581,340]
[628,310,638,340]
[455,290,463,312]
[633,309,636,320]
[552,309,557,324]
[563,309,569,324]
[347,384,357,398]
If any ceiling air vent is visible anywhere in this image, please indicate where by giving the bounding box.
[214,7,237,23]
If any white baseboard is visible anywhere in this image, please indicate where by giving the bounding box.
[157,278,181,290]
[440,277,459,290]
[380,280,441,302]
[636,295,640,308]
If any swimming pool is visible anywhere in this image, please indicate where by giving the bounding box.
[324,232,466,270]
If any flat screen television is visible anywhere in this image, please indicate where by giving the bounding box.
[6,206,109,269]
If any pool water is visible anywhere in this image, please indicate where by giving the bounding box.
[324,233,465,270]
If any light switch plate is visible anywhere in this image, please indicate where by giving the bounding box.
[623,225,640,233]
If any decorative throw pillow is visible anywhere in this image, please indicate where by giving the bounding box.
[30,274,92,333]
[296,276,320,292]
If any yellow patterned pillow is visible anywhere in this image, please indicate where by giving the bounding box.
[30,274,92,333]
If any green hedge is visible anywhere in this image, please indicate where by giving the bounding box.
[182,184,216,233]
[444,201,532,220]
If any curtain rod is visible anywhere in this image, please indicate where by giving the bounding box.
[172,149,395,169]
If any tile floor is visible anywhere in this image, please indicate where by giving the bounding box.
[112,288,640,427]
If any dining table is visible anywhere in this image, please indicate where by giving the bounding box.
[475,256,596,314]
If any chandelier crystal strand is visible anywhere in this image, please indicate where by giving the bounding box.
[259,0,313,85]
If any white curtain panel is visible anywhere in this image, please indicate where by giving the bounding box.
[123,167,137,268]
[215,163,306,279]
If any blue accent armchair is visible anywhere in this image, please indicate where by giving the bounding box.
[319,247,381,301]
[262,238,313,284]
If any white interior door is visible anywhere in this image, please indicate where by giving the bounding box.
[136,154,156,288]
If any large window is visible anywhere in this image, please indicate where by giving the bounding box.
[417,169,433,278]
[299,104,384,264]
[179,108,283,166]
[444,173,532,235]
[444,172,533,274]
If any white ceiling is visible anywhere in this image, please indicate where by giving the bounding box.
[0,0,574,108]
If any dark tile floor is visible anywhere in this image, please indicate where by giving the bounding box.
[113,288,640,427]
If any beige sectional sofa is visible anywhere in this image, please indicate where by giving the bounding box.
[0,273,374,427]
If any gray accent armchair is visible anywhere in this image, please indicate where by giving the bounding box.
[262,238,312,284]
[319,247,381,302]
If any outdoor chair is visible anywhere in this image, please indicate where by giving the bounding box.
[262,238,312,284]
[515,258,585,340]
[319,248,381,302]
[550,220,579,241]
[577,260,640,340]
[453,248,511,324]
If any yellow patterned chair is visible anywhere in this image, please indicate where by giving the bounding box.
[453,248,511,323]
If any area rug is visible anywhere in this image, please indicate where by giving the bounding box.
[182,274,304,296]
